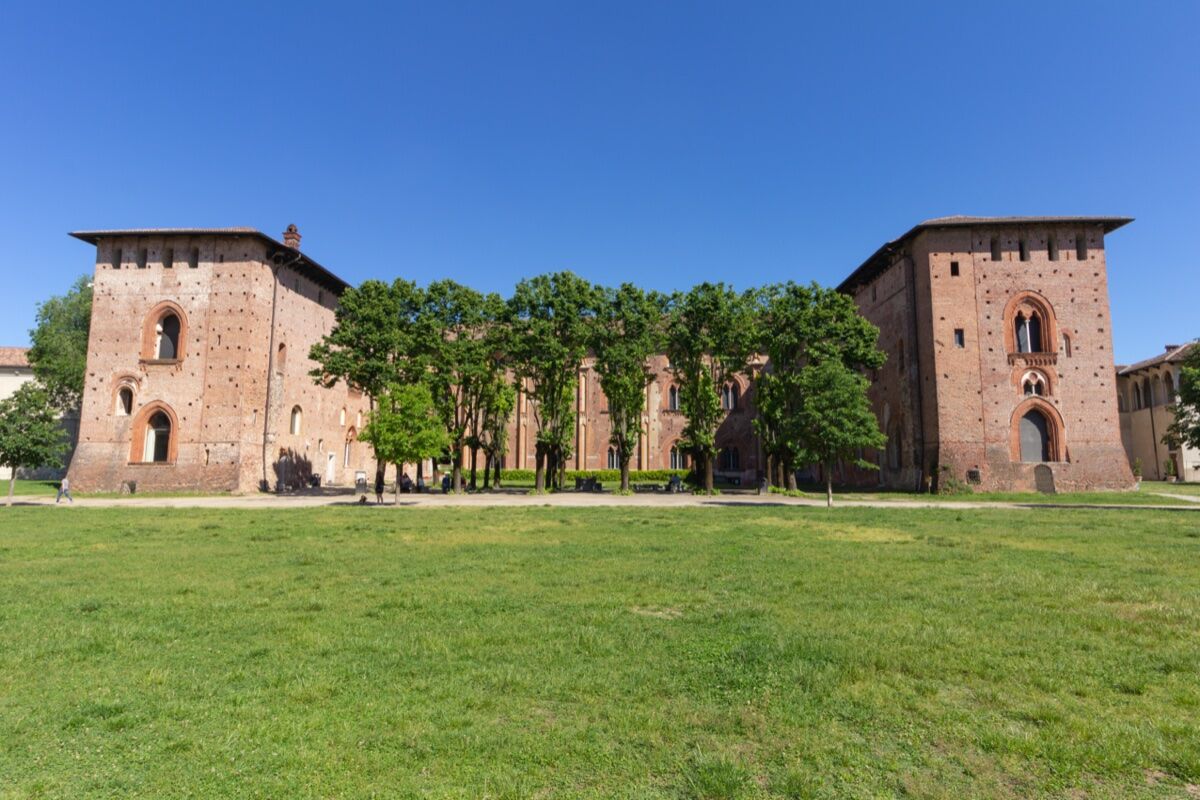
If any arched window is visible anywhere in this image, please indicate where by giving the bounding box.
[276,343,287,374]
[667,385,680,411]
[1142,377,1153,408]
[1062,333,1072,358]
[156,313,181,360]
[144,411,172,463]
[1014,312,1043,354]
[1163,373,1176,404]
[290,406,303,435]
[1134,383,1143,410]
[339,407,346,426]
[718,447,740,471]
[669,446,687,470]
[1019,409,1051,463]
[344,427,356,467]
[1022,371,1047,397]
[607,447,617,469]
[116,387,133,416]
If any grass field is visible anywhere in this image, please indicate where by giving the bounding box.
[1,506,1198,798]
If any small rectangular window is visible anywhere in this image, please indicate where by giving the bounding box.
[950,261,960,276]
[1019,239,1029,261]
[138,249,148,269]
[113,247,123,269]
[954,329,965,348]
[190,247,199,268]
[989,237,1001,261]
[1047,236,1059,261]
[1076,234,1088,260]
[164,248,174,269]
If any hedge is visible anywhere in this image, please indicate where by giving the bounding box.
[499,468,690,483]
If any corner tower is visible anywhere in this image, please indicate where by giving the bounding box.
[841,216,1135,492]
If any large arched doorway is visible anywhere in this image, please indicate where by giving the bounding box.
[1019,409,1051,463]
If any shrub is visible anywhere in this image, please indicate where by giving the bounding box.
[499,468,690,484]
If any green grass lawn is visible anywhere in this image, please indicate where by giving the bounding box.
[1,506,1198,798]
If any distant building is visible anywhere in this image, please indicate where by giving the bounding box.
[1116,341,1199,482]
[0,347,34,481]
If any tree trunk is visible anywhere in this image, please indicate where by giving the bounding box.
[765,454,775,487]
[6,473,14,507]
[704,454,714,493]
[826,466,833,508]
[452,450,463,493]
[535,447,546,492]
[620,456,631,492]
[493,458,502,489]
[785,460,797,491]
[482,454,492,490]
[416,459,424,493]
[469,447,478,490]
[394,463,401,505]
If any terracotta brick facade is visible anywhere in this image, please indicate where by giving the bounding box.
[841,216,1135,492]
[67,229,374,493]
[66,215,1136,494]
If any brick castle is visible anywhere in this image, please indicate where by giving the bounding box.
[66,216,1135,494]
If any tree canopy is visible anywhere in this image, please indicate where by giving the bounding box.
[506,271,600,492]
[591,284,665,491]
[664,283,757,492]
[359,382,449,501]
[1166,344,1200,454]
[27,275,92,412]
[0,382,67,506]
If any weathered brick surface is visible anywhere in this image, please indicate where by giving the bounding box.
[848,221,1134,492]
[68,232,373,494]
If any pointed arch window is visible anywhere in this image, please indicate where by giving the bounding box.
[156,313,181,359]
[667,385,680,411]
[607,447,617,469]
[116,387,133,416]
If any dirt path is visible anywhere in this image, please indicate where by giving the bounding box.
[9,490,1200,512]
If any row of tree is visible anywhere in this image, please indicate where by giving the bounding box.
[309,273,889,503]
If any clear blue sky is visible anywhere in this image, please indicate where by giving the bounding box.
[2,1,1196,363]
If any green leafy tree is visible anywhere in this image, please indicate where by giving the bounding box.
[310,279,424,483]
[753,282,886,489]
[1165,343,1200,453]
[0,382,67,506]
[359,382,450,502]
[506,272,600,492]
[791,360,887,507]
[478,372,515,490]
[27,275,92,412]
[664,283,756,492]
[591,284,665,491]
[416,280,504,492]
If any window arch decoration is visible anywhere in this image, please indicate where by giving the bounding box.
[290,406,303,435]
[1002,292,1057,355]
[1163,372,1176,404]
[129,401,179,464]
[667,385,680,411]
[669,444,688,470]
[1020,369,1052,398]
[1008,398,1067,463]
[111,375,140,417]
[140,301,189,362]
[343,426,357,467]
[721,382,741,411]
[607,447,617,470]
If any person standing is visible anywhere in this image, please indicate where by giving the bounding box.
[374,473,385,504]
[56,476,73,504]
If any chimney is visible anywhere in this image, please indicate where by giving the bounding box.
[283,224,301,250]
[1165,344,1181,353]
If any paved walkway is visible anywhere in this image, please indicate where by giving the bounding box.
[11,490,1200,512]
